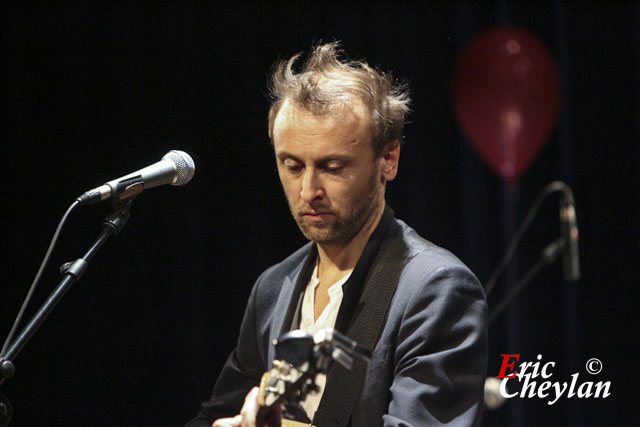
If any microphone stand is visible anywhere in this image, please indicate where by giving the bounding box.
[0,198,135,400]
[488,236,566,325]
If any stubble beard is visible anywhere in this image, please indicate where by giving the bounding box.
[287,171,382,246]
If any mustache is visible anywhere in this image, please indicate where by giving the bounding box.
[295,204,333,214]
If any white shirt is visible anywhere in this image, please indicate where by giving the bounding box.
[299,259,351,422]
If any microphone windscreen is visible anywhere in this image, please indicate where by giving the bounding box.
[484,377,506,410]
[163,150,195,186]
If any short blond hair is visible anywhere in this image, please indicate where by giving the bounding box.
[267,42,410,156]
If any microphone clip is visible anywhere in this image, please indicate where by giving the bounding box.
[112,175,144,202]
[103,197,136,235]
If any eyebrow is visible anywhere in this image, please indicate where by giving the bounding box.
[276,151,352,164]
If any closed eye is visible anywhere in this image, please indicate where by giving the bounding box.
[324,166,342,173]
[321,161,346,173]
[282,158,303,173]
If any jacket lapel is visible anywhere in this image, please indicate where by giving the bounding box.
[268,244,317,367]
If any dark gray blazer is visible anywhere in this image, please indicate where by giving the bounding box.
[186,207,488,426]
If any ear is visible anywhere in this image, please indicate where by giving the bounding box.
[380,140,400,182]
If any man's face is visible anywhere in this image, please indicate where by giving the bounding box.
[272,100,388,246]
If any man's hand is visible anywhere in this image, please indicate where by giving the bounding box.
[212,387,282,427]
[212,414,243,427]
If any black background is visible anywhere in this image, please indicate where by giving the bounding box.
[2,1,638,426]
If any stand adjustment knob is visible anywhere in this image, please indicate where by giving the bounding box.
[0,360,15,379]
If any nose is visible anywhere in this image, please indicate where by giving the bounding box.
[300,168,324,203]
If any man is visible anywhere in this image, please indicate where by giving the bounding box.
[186,42,487,427]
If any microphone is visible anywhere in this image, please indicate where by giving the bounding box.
[483,377,506,410]
[560,194,580,282]
[76,150,195,206]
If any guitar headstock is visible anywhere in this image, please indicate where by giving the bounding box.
[256,328,371,425]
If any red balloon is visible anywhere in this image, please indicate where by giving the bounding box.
[453,26,561,183]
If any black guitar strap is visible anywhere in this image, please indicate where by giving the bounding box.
[313,207,409,427]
